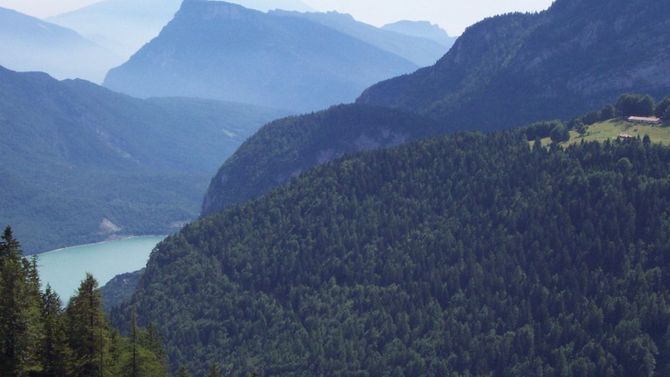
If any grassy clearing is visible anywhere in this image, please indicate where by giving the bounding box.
[536,119,670,146]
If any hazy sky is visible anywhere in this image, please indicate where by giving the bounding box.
[0,0,554,35]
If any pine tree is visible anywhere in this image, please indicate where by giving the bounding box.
[66,273,109,377]
[0,226,29,376]
[141,322,166,365]
[130,309,139,377]
[41,285,70,377]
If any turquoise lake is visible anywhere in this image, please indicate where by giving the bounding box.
[36,236,165,300]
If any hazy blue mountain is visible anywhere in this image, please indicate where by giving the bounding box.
[202,104,441,215]
[272,10,449,66]
[233,0,312,12]
[0,66,284,253]
[103,1,417,112]
[48,0,183,59]
[0,7,121,82]
[49,0,311,61]
[382,20,456,47]
[360,0,670,131]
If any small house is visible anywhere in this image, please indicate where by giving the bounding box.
[627,116,661,124]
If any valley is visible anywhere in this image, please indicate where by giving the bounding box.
[2,0,670,376]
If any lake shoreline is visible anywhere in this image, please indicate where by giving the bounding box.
[39,234,167,256]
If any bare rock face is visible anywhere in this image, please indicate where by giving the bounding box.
[99,218,122,234]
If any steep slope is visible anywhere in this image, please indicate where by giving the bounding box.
[272,10,449,66]
[0,66,284,253]
[0,7,121,82]
[122,132,670,376]
[49,0,312,59]
[359,0,670,131]
[382,20,456,47]
[201,104,441,215]
[103,1,417,112]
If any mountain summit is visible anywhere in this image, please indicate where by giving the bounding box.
[103,1,418,111]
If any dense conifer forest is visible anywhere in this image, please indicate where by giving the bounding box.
[118,131,670,376]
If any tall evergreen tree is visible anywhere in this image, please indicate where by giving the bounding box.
[41,285,70,377]
[0,226,29,377]
[66,273,109,377]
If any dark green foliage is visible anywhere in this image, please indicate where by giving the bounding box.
[123,132,670,376]
[202,104,441,215]
[616,94,656,117]
[207,364,220,377]
[0,66,284,253]
[550,123,570,143]
[358,0,670,130]
[176,367,192,377]
[523,120,564,141]
[664,107,670,123]
[655,97,670,118]
[582,111,600,125]
[0,228,169,376]
[101,270,144,312]
[41,285,70,377]
[600,104,616,121]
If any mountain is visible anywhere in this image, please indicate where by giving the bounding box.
[103,1,418,112]
[118,131,670,376]
[382,20,456,47]
[48,0,183,59]
[0,7,121,83]
[272,10,449,66]
[49,0,312,60]
[0,66,284,253]
[359,0,670,131]
[201,104,441,215]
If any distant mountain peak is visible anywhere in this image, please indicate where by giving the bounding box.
[382,20,454,47]
[103,1,417,111]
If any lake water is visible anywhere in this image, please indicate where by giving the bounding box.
[36,236,165,301]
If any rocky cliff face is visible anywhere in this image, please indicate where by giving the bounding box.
[358,0,670,131]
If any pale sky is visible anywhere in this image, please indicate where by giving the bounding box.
[0,0,555,35]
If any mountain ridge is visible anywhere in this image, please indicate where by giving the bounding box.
[0,66,284,253]
[358,0,670,130]
[103,0,418,111]
[0,7,121,82]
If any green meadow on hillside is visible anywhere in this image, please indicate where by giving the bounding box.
[536,119,670,146]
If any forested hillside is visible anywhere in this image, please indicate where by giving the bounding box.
[0,66,284,252]
[123,132,670,376]
[202,104,441,215]
[358,0,670,131]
